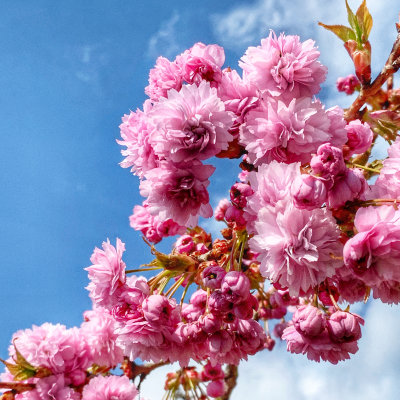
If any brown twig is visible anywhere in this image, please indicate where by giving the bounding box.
[345,28,400,121]
[0,382,35,392]
[220,365,238,400]
[128,361,168,390]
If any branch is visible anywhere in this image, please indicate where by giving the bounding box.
[128,360,168,390]
[345,28,400,121]
[220,365,238,400]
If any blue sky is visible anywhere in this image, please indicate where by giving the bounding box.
[1,0,399,399]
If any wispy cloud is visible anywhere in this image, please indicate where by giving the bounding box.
[147,12,181,60]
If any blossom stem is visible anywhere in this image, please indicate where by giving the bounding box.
[166,275,186,298]
[352,163,381,173]
[125,267,162,274]
[180,281,191,305]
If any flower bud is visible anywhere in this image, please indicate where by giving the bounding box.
[336,74,360,95]
[175,234,195,254]
[293,305,326,337]
[202,265,226,289]
[207,379,226,398]
[310,143,346,182]
[344,120,373,157]
[327,311,364,343]
[230,182,254,209]
[291,174,327,210]
[221,271,251,304]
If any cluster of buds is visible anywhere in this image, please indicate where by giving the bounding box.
[164,363,227,399]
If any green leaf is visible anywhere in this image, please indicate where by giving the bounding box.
[356,0,373,39]
[345,0,362,43]
[318,23,356,42]
[0,342,38,381]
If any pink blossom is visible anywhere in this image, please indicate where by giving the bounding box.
[207,379,226,398]
[139,161,214,227]
[336,74,360,95]
[217,69,259,137]
[201,362,224,381]
[282,322,360,364]
[176,43,225,87]
[291,174,327,210]
[326,311,364,343]
[240,32,327,100]
[82,375,138,400]
[233,295,258,320]
[189,290,208,309]
[221,271,251,304]
[250,205,342,296]
[214,198,230,221]
[35,375,80,400]
[150,81,234,163]
[129,204,185,244]
[142,295,181,327]
[344,120,373,156]
[293,305,326,337]
[118,100,159,178]
[310,143,346,183]
[240,97,346,166]
[9,323,91,382]
[175,234,195,253]
[273,321,290,339]
[145,56,183,101]
[81,308,124,368]
[245,161,301,230]
[224,205,247,228]
[371,137,400,199]
[85,238,126,308]
[230,182,253,209]
[208,291,232,316]
[327,168,367,208]
[334,265,367,304]
[202,265,226,289]
[343,206,400,303]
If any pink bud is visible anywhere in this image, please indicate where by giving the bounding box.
[69,370,86,386]
[310,143,346,182]
[175,234,195,254]
[201,362,224,381]
[209,291,232,315]
[291,174,327,210]
[202,264,226,289]
[344,120,373,156]
[327,168,367,208]
[336,74,360,95]
[293,305,326,337]
[189,289,208,309]
[221,271,251,304]
[207,379,226,398]
[230,182,254,209]
[214,198,230,221]
[327,311,364,343]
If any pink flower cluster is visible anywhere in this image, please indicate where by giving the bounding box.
[344,206,400,304]
[119,42,249,228]
[83,238,266,367]
[1,312,129,400]
[282,305,364,364]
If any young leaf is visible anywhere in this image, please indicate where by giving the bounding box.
[345,0,362,43]
[318,23,356,42]
[356,0,373,39]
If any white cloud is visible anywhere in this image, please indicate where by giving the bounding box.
[147,12,181,60]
